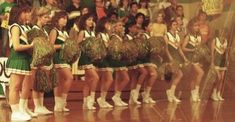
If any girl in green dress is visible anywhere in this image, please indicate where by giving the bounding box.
[6,5,33,121]
[164,19,188,103]
[77,13,99,110]
[50,11,73,112]
[31,7,53,115]
[140,22,158,104]
[210,29,228,101]
[182,18,204,102]
[95,17,114,108]
[110,20,130,107]
[125,21,148,105]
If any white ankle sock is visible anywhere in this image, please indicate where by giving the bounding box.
[101,92,107,100]
[11,104,19,112]
[146,86,152,96]
[90,92,95,99]
[115,91,121,97]
[33,98,41,108]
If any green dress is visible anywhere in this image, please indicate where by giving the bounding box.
[214,37,227,70]
[93,32,112,71]
[166,32,184,65]
[140,33,157,68]
[185,34,202,64]
[125,34,140,69]
[78,30,96,69]
[6,23,31,75]
[52,28,70,68]
[107,34,128,71]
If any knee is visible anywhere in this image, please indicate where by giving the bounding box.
[123,76,130,83]
[177,70,183,78]
[92,73,100,83]
[140,68,148,76]
[149,70,158,79]
[65,74,74,82]
[217,74,222,81]
[198,70,204,78]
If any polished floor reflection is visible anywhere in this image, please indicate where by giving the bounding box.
[1,98,235,122]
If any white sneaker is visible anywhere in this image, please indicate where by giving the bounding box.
[11,111,32,121]
[129,90,141,105]
[112,95,124,107]
[97,97,108,108]
[104,101,113,108]
[191,90,199,102]
[120,100,128,106]
[173,96,181,103]
[35,106,53,115]
[217,92,224,101]
[211,92,219,101]
[26,108,38,117]
[63,107,70,112]
[86,96,96,110]
[166,89,173,102]
[141,92,150,104]
[148,97,156,104]
[54,103,64,112]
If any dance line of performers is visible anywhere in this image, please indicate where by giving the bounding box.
[5,5,228,121]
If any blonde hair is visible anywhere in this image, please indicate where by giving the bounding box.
[32,7,51,24]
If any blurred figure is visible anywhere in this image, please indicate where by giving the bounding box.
[0,0,15,56]
[210,29,228,101]
[66,0,81,31]
[197,10,210,43]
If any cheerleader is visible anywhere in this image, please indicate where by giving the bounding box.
[164,19,188,103]
[109,20,130,107]
[94,17,114,108]
[140,21,158,104]
[6,6,33,121]
[125,21,148,105]
[210,29,228,101]
[31,7,53,114]
[69,6,90,81]
[49,11,73,112]
[182,18,204,102]
[77,13,99,110]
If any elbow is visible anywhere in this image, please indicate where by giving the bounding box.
[13,45,21,52]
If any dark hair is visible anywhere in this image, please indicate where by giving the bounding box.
[176,5,184,17]
[9,5,31,25]
[78,13,94,30]
[143,20,150,31]
[80,6,90,14]
[125,21,136,34]
[167,19,177,31]
[135,12,145,21]
[51,11,68,30]
[107,11,118,18]
[130,2,138,8]
[95,17,110,33]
